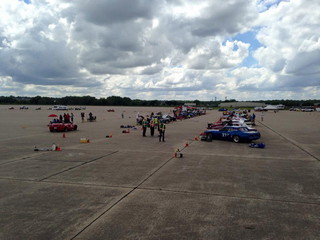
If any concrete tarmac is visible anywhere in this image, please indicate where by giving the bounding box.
[0,106,319,239]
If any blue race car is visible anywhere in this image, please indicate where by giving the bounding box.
[201,126,261,143]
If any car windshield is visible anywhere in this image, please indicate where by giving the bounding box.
[238,127,248,132]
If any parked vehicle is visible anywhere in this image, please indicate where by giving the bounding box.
[264,104,285,110]
[75,106,86,110]
[254,107,267,112]
[48,122,77,132]
[229,120,257,131]
[289,107,302,111]
[207,121,225,129]
[302,108,315,112]
[48,105,69,110]
[161,114,176,123]
[201,126,261,143]
[207,119,256,131]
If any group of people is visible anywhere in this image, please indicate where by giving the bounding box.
[140,115,166,142]
[51,113,74,124]
[80,112,96,121]
[88,112,96,121]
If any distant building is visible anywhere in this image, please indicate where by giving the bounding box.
[218,102,266,108]
[184,103,196,106]
[264,104,285,110]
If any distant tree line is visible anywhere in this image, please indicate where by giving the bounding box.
[0,95,319,108]
[259,99,318,107]
[0,95,188,107]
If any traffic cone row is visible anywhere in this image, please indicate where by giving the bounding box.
[56,144,61,151]
[51,143,61,151]
[173,149,183,158]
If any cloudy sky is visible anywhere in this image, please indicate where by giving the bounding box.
[0,0,319,100]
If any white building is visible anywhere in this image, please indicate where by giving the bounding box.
[184,103,196,106]
[264,104,285,110]
[218,102,266,108]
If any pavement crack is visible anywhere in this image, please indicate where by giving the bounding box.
[69,154,180,239]
[70,188,136,240]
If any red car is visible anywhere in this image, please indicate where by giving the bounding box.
[48,122,77,132]
[207,120,225,129]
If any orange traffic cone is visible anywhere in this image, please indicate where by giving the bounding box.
[194,136,198,141]
[62,133,66,138]
[185,142,189,147]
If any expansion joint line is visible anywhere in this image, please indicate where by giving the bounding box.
[39,151,119,181]
[258,120,320,162]
[70,187,136,240]
[134,140,192,189]
[70,144,192,240]
[137,187,320,207]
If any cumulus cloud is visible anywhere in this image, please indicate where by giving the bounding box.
[190,0,258,36]
[254,0,320,90]
[0,0,319,100]
[187,40,249,70]
[76,0,156,25]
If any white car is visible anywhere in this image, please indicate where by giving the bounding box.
[230,120,257,131]
[50,105,69,110]
[302,108,314,112]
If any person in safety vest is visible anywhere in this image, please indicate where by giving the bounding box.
[154,117,159,131]
[159,121,166,142]
[149,119,155,136]
[142,118,148,137]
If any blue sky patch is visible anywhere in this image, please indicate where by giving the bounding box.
[258,0,289,12]
[20,0,31,4]
[232,30,263,67]
[233,31,262,51]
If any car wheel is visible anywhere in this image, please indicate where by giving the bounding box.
[74,125,77,130]
[207,133,213,142]
[233,135,240,143]
[64,128,68,132]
